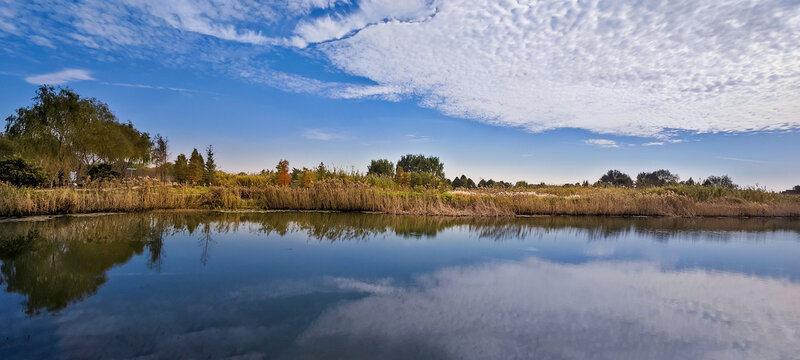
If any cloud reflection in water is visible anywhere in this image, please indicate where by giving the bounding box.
[296,258,800,359]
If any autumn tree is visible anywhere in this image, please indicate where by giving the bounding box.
[151,134,169,182]
[203,145,217,185]
[394,166,410,187]
[301,169,314,187]
[276,159,291,186]
[187,149,204,184]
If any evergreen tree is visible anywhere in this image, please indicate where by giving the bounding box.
[172,154,188,183]
[203,145,217,185]
[187,149,204,184]
[151,134,169,182]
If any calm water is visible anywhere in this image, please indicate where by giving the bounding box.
[1,212,799,359]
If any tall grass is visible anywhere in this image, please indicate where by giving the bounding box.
[1,182,798,218]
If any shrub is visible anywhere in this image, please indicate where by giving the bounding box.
[87,163,121,181]
[0,158,48,187]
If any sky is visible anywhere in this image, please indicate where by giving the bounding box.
[0,0,798,189]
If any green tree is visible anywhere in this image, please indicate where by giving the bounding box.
[598,170,633,187]
[187,149,204,184]
[151,134,169,182]
[635,169,680,188]
[87,163,121,181]
[397,154,445,178]
[172,154,188,184]
[203,145,217,185]
[4,86,152,184]
[0,158,48,187]
[703,175,737,188]
[367,159,395,177]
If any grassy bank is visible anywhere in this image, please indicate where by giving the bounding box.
[1,181,799,218]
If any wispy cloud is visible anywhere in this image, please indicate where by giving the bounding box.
[302,128,346,141]
[642,142,665,146]
[715,156,777,165]
[101,82,213,95]
[25,69,94,85]
[584,139,619,148]
[405,134,432,143]
[4,0,800,137]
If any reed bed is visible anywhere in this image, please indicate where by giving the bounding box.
[1,182,798,218]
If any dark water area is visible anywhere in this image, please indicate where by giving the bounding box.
[1,212,799,359]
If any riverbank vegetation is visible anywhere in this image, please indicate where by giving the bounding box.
[1,86,798,218]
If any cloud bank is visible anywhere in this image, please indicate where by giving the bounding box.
[3,0,800,137]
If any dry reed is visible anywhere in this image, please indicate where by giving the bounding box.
[1,182,798,218]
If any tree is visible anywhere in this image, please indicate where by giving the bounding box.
[151,134,169,182]
[703,175,737,188]
[301,169,314,187]
[397,154,445,178]
[87,163,121,181]
[4,86,152,184]
[187,149,204,184]
[394,166,410,187]
[171,154,188,184]
[203,145,217,185]
[684,177,696,186]
[0,134,15,160]
[0,158,48,187]
[276,160,290,186]
[598,170,633,187]
[367,159,394,177]
[452,176,464,188]
[466,178,476,189]
[635,169,680,188]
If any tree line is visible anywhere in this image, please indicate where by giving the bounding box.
[1,87,796,193]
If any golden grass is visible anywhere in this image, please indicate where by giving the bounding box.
[1,182,798,218]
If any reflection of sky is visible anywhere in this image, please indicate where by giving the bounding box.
[1,218,800,359]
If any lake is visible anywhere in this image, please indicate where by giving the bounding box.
[1,212,799,359]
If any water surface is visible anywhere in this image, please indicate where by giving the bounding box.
[1,212,799,359]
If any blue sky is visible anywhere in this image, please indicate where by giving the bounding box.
[0,0,798,189]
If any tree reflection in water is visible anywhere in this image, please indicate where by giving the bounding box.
[0,212,798,316]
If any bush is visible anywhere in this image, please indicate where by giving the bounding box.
[0,158,48,187]
[88,163,121,181]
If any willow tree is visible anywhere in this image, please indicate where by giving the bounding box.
[4,86,152,184]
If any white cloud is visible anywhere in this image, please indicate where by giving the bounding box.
[315,0,800,137]
[302,128,346,140]
[584,139,619,148]
[291,0,435,47]
[642,142,665,146]
[24,68,94,85]
[4,0,800,138]
[405,134,431,143]
[715,156,776,164]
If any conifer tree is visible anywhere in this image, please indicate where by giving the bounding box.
[203,145,217,185]
[187,149,204,184]
[172,154,188,183]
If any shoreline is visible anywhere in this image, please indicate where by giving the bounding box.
[2,183,799,219]
[2,208,799,223]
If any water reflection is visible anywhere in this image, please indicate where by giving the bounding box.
[0,212,799,358]
[295,259,800,359]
